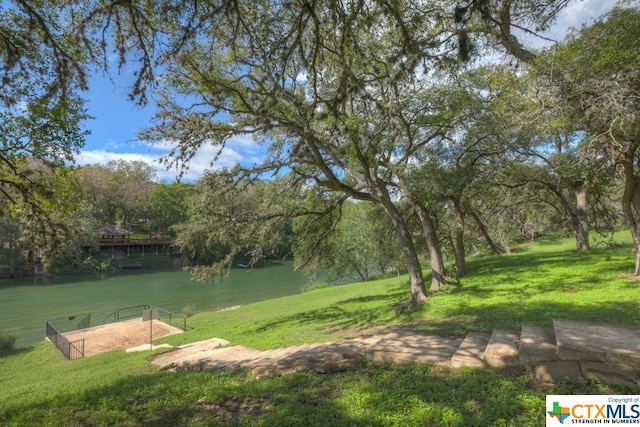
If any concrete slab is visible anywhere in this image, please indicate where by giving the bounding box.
[126,343,174,352]
[177,337,230,350]
[554,319,640,369]
[535,360,586,384]
[366,331,463,367]
[519,325,558,365]
[451,331,491,368]
[61,318,184,357]
[484,329,521,367]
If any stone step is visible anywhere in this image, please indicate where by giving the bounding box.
[519,325,558,365]
[148,322,640,387]
[249,339,381,378]
[484,329,521,367]
[554,319,640,369]
[277,343,362,376]
[365,331,463,367]
[580,361,640,387]
[535,360,585,384]
[245,344,315,371]
[156,345,262,372]
[311,337,379,360]
[451,331,491,368]
[152,337,230,368]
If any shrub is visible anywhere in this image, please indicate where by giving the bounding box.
[301,282,330,293]
[0,333,16,351]
[181,303,196,318]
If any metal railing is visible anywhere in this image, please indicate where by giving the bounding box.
[107,305,147,323]
[102,311,116,325]
[47,313,91,333]
[45,313,90,360]
[103,304,186,331]
[152,305,187,331]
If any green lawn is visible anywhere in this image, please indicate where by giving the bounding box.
[1,232,639,426]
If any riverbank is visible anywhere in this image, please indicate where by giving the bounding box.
[0,260,307,348]
[1,233,639,425]
[0,252,176,280]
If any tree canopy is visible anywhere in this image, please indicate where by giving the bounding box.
[2,0,638,303]
[135,0,581,305]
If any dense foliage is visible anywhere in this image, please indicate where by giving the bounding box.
[0,1,637,298]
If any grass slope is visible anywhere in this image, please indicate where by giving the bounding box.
[1,232,639,426]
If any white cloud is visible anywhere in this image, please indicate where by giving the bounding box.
[516,0,619,49]
[552,0,617,30]
[74,149,155,166]
[76,134,265,183]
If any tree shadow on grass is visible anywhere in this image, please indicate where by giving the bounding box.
[218,240,637,346]
[250,287,638,344]
[5,358,639,426]
[253,262,639,340]
[253,290,415,337]
[466,245,633,278]
[0,345,34,359]
[426,244,639,334]
[417,299,640,337]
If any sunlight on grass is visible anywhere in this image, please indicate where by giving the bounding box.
[420,232,639,335]
[2,231,639,426]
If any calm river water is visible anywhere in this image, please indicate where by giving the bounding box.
[0,261,308,348]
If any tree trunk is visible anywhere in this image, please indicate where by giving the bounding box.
[352,264,367,282]
[378,191,428,306]
[622,176,640,278]
[617,131,640,276]
[451,197,467,279]
[622,185,640,277]
[469,210,502,255]
[551,181,591,253]
[412,201,447,292]
[378,262,386,276]
[572,182,590,251]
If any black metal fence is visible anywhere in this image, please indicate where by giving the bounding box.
[153,305,187,331]
[103,304,186,331]
[47,305,186,360]
[45,313,90,360]
[103,305,146,323]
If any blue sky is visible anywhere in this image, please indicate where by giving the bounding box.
[76,0,618,183]
[78,75,264,183]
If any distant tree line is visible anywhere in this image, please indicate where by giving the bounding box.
[0,148,621,280]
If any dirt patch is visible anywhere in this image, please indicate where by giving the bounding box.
[192,397,270,424]
[62,318,183,357]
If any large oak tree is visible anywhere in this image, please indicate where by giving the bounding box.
[137,0,573,304]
